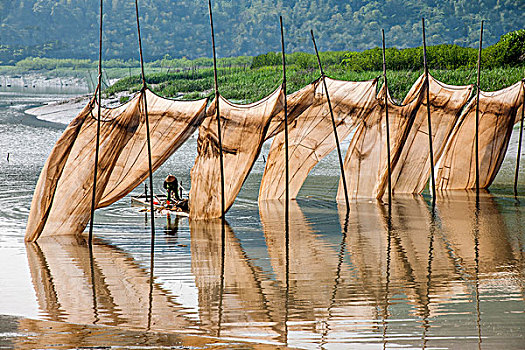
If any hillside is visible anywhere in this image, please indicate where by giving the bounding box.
[1,0,524,64]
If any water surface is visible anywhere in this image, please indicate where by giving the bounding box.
[0,85,523,349]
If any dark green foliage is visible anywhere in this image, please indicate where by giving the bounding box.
[342,45,478,71]
[483,29,525,68]
[101,28,524,103]
[0,0,523,63]
[251,52,281,69]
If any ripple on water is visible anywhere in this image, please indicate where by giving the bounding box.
[0,90,524,349]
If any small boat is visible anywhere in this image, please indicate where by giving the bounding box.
[131,193,189,216]
[131,193,166,209]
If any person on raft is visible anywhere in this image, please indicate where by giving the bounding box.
[163,175,181,204]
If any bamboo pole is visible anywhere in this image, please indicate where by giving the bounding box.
[381,29,392,208]
[422,18,436,207]
[208,0,226,220]
[281,17,290,344]
[475,21,484,195]
[280,16,289,229]
[134,0,155,238]
[88,0,103,245]
[514,84,524,196]
[310,30,350,211]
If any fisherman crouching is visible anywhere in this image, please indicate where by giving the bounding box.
[163,175,181,204]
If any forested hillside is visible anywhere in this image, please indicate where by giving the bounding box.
[1,0,523,64]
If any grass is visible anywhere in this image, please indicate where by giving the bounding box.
[105,64,524,103]
[2,55,522,103]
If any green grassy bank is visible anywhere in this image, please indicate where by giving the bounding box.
[106,65,524,103]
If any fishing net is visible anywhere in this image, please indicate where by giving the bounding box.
[99,90,207,207]
[26,89,207,242]
[259,77,378,201]
[436,80,524,190]
[189,87,284,219]
[337,81,424,201]
[390,74,473,194]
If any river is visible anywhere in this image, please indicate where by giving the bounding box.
[0,84,523,349]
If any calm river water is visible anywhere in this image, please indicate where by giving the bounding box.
[0,85,523,349]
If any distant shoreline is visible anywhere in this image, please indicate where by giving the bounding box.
[0,72,127,124]
[0,73,88,90]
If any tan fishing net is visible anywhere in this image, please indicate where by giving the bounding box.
[391,75,473,194]
[189,87,284,219]
[259,77,378,201]
[25,93,142,242]
[26,75,524,240]
[337,82,424,201]
[99,90,207,207]
[26,89,207,242]
[436,80,524,190]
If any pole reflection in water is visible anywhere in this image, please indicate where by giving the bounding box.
[320,209,349,348]
[88,243,99,325]
[25,235,196,333]
[422,202,436,349]
[474,200,482,350]
[189,218,280,341]
[147,211,155,330]
[22,192,524,348]
[379,203,392,350]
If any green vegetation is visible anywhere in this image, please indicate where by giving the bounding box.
[105,66,524,103]
[2,28,523,103]
[103,31,524,103]
[253,29,525,71]
[1,0,524,64]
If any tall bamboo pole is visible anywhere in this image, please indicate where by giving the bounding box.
[134,0,155,238]
[280,16,289,230]
[422,18,436,207]
[310,30,350,211]
[475,21,484,195]
[88,0,103,245]
[208,1,226,336]
[208,0,226,220]
[381,29,392,208]
[281,18,290,343]
[514,84,524,196]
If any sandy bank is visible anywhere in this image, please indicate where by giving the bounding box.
[25,92,132,124]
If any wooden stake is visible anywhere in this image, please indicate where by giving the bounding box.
[310,30,350,211]
[208,0,226,220]
[475,21,484,195]
[134,0,155,238]
[281,19,290,342]
[88,0,103,245]
[515,83,524,196]
[422,18,436,207]
[381,29,392,209]
[280,16,289,228]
